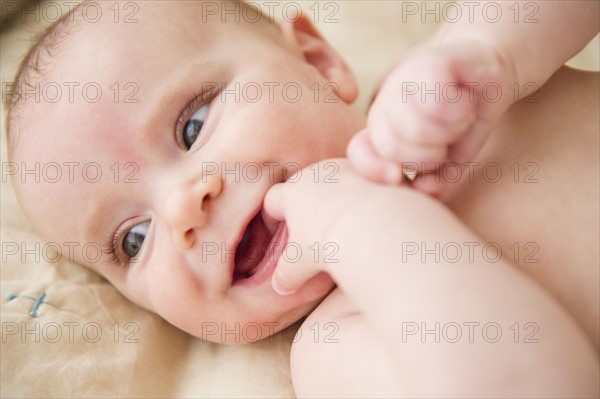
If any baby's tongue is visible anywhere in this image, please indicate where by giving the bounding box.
[234,214,272,275]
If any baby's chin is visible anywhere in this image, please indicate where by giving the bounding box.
[181,275,335,344]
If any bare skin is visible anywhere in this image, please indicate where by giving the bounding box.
[8,1,598,396]
[448,67,600,350]
[276,67,599,398]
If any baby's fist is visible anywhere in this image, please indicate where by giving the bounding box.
[348,40,515,198]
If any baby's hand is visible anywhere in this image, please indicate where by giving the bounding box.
[263,159,381,295]
[347,40,515,198]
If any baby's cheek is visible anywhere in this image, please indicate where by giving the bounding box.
[136,262,196,314]
[149,285,209,334]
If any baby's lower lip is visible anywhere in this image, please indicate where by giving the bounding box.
[231,223,288,288]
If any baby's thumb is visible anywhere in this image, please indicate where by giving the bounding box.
[271,247,319,296]
[263,183,286,223]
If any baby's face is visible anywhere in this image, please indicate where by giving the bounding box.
[12,2,365,342]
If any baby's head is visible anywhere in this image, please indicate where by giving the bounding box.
[7,0,365,343]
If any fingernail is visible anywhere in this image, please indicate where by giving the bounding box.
[384,165,402,184]
[402,168,417,182]
[271,276,296,296]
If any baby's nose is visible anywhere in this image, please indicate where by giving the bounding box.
[162,175,223,249]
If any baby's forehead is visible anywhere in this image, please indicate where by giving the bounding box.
[15,0,273,87]
[58,0,274,48]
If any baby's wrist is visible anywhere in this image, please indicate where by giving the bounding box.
[438,33,516,77]
[431,35,519,113]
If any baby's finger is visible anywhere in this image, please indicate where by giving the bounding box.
[347,130,403,185]
[374,61,475,146]
[448,119,494,165]
[405,64,476,137]
[271,247,321,296]
[262,183,286,222]
[369,114,448,172]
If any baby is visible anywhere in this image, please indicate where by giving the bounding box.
[5,0,599,397]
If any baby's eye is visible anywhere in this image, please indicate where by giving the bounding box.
[122,221,150,258]
[182,104,208,150]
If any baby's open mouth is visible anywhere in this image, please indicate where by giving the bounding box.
[232,211,280,284]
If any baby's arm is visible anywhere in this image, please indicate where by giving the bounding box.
[348,1,599,197]
[435,0,599,93]
[266,160,599,397]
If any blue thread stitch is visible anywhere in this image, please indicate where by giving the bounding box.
[29,292,46,317]
[5,292,46,317]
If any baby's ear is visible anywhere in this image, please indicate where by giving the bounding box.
[279,13,358,104]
